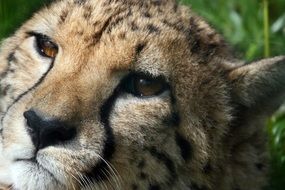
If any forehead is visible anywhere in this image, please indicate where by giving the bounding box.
[25,0,190,74]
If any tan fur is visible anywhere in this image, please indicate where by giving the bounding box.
[0,0,285,189]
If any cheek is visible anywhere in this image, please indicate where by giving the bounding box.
[0,37,51,112]
[109,96,173,145]
[1,95,35,161]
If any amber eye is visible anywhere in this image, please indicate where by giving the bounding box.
[123,73,168,97]
[33,33,58,58]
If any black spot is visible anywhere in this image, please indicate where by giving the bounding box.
[2,85,11,96]
[162,20,185,32]
[175,132,192,161]
[132,0,143,7]
[132,184,138,190]
[151,0,162,6]
[118,32,126,39]
[186,17,223,59]
[127,8,133,16]
[149,184,160,190]
[89,16,113,46]
[103,0,114,6]
[1,52,16,79]
[83,5,92,19]
[106,16,124,33]
[143,12,151,18]
[131,21,139,31]
[74,0,86,5]
[191,183,208,190]
[105,7,112,13]
[135,43,146,55]
[7,52,16,63]
[88,9,127,46]
[147,24,160,34]
[93,21,100,27]
[140,172,148,180]
[202,162,212,174]
[190,38,202,54]
[229,103,249,129]
[59,10,68,23]
[255,163,264,171]
[173,3,178,12]
[77,31,84,36]
[148,147,177,179]
[186,17,202,54]
[138,160,145,169]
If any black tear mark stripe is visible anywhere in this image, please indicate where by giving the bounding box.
[0,55,55,125]
[175,132,192,161]
[162,112,180,127]
[81,86,118,183]
[147,147,177,184]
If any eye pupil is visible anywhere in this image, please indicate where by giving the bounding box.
[124,74,167,97]
[34,33,58,58]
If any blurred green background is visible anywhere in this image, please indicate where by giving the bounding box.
[0,0,285,189]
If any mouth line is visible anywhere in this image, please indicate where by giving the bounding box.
[15,157,36,163]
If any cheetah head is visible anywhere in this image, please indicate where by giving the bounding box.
[0,0,285,189]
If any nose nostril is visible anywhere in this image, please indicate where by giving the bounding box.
[39,124,76,149]
[23,109,76,150]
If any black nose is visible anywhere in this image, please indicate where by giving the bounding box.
[23,110,76,150]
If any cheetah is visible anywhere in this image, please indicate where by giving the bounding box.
[0,0,285,189]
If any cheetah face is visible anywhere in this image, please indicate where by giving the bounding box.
[0,0,285,190]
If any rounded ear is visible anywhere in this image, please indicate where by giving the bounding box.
[228,56,285,115]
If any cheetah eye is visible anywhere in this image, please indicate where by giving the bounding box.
[122,73,168,97]
[31,33,58,59]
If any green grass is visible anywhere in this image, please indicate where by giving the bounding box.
[0,0,51,39]
[1,0,285,189]
[182,0,285,61]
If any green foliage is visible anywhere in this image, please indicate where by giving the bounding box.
[181,0,285,61]
[268,111,285,190]
[0,0,50,39]
[1,0,285,189]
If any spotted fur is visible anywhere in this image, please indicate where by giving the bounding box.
[0,0,285,189]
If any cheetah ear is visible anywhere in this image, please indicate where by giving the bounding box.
[228,56,285,115]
